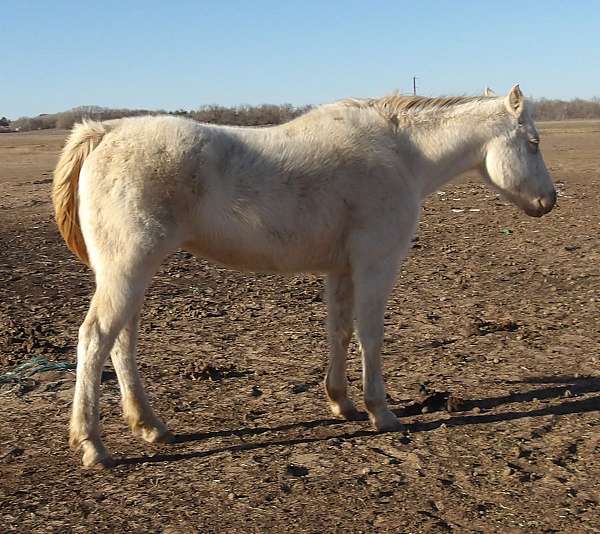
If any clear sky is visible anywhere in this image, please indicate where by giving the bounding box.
[1,0,599,119]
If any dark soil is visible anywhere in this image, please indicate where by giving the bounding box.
[1,124,599,533]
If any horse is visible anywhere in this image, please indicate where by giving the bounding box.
[53,84,556,468]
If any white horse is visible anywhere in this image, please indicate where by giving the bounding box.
[53,85,556,468]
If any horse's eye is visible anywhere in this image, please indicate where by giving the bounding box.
[528,138,540,153]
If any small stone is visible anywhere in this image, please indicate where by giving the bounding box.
[502,466,514,477]
[0,447,25,463]
[291,383,309,394]
[286,464,309,477]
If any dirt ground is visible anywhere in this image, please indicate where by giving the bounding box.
[0,121,599,533]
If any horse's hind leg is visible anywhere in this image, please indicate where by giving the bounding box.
[70,255,162,468]
[70,276,140,467]
[110,313,173,443]
[324,272,360,420]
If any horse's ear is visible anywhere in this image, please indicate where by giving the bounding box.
[505,84,524,117]
[484,87,497,97]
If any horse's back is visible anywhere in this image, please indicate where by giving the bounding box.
[77,112,408,273]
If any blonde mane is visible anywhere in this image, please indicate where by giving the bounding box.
[338,94,496,120]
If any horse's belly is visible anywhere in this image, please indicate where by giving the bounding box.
[183,234,341,274]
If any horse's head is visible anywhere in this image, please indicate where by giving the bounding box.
[482,85,556,217]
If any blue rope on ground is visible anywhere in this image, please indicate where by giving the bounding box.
[0,356,76,384]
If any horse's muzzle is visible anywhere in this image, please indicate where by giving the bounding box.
[525,190,557,217]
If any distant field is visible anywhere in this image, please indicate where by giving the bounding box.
[539,118,600,132]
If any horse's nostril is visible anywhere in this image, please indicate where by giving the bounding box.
[537,190,556,213]
[546,189,557,208]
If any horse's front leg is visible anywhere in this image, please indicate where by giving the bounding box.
[351,229,414,432]
[110,314,173,444]
[324,272,360,420]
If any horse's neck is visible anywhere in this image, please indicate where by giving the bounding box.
[405,108,503,197]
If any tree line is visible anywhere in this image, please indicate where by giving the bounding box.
[4,104,312,132]
[3,97,600,132]
[529,98,600,121]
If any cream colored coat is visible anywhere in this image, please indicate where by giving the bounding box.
[53,85,556,467]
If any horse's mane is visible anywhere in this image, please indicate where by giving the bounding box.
[338,94,495,117]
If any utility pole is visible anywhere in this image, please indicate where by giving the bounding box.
[413,76,417,96]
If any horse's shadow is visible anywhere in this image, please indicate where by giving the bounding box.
[117,375,600,467]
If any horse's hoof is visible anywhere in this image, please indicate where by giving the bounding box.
[83,455,116,470]
[152,429,175,444]
[131,419,174,444]
[342,408,363,421]
[329,398,360,421]
[81,447,116,470]
[139,425,175,444]
[371,411,404,432]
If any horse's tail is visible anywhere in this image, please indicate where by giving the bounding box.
[52,120,109,267]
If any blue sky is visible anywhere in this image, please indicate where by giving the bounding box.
[1,1,599,118]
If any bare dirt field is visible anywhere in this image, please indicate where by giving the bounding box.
[1,121,599,533]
